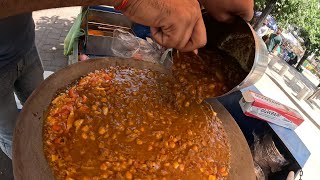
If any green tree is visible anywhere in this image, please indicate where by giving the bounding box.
[252,0,277,29]
[254,0,320,70]
[292,1,320,69]
[254,0,301,26]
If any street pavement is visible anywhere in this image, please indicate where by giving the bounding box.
[257,55,320,180]
[267,55,320,127]
[33,7,81,72]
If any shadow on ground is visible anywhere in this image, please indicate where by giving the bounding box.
[269,64,302,95]
[305,99,320,111]
[283,75,302,95]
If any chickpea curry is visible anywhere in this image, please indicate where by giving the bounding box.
[171,49,247,107]
[44,52,239,179]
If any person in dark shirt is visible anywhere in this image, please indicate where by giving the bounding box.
[288,56,298,66]
[0,0,253,159]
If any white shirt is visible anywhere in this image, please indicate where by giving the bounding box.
[257,25,269,37]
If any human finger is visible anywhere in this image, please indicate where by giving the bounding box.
[178,17,207,52]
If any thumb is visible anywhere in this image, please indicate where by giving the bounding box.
[151,27,177,48]
[151,27,165,46]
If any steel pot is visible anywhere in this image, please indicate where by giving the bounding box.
[201,12,268,97]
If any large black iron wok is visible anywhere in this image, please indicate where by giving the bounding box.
[12,58,255,180]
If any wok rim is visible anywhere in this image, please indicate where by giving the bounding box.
[13,58,255,180]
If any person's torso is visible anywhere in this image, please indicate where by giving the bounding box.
[273,35,282,44]
[269,34,281,46]
[0,13,35,68]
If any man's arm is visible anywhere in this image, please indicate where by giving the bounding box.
[199,0,254,22]
[0,0,206,52]
[0,0,122,19]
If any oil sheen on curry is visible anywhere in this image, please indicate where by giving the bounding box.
[43,52,238,180]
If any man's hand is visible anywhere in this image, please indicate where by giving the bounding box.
[0,0,206,52]
[123,0,207,52]
[199,0,254,22]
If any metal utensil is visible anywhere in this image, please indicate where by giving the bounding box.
[201,13,269,97]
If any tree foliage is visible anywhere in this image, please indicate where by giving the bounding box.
[254,0,320,56]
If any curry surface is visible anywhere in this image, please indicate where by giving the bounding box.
[44,64,231,180]
[172,50,247,107]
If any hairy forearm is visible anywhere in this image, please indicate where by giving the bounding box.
[0,0,122,19]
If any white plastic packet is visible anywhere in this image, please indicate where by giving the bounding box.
[111,29,172,66]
